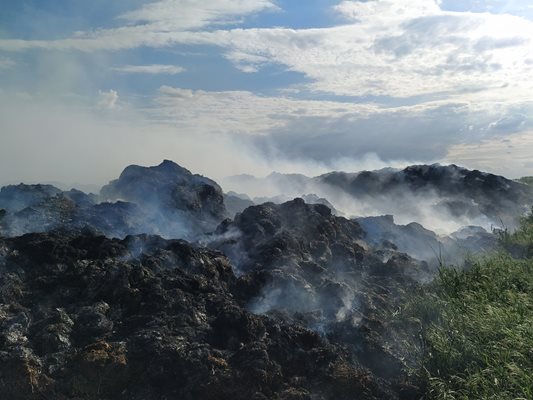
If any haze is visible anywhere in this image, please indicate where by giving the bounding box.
[1,0,532,186]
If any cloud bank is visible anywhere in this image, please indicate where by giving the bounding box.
[0,0,532,184]
[111,64,185,75]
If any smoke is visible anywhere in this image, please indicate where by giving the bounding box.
[0,184,210,240]
[329,189,495,234]
[247,272,363,332]
[0,57,432,192]
[0,184,63,213]
[0,92,260,187]
[217,165,520,270]
[220,171,498,235]
[209,199,416,346]
[0,240,7,268]
[197,226,242,248]
[0,157,513,271]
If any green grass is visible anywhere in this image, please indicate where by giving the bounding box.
[517,177,533,186]
[499,210,533,259]
[397,211,533,399]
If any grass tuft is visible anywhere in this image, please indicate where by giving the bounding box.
[396,210,533,399]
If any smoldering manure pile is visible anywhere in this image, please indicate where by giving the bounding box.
[0,160,531,399]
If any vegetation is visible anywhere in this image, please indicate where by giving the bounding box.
[499,210,533,259]
[517,176,533,186]
[399,209,533,399]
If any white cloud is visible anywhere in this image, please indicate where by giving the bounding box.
[119,0,278,29]
[1,0,533,180]
[2,5,530,107]
[0,56,16,70]
[0,0,277,52]
[224,51,271,73]
[198,6,533,100]
[3,0,530,104]
[0,91,313,184]
[98,89,119,109]
[112,64,185,74]
[1,83,532,186]
[334,0,440,21]
[439,0,533,19]
[141,85,533,172]
[151,85,380,134]
[445,131,533,178]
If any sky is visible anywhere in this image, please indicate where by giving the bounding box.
[0,0,532,186]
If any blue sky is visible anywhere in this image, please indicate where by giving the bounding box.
[0,0,532,184]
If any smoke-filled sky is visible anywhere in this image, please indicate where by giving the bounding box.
[0,0,532,185]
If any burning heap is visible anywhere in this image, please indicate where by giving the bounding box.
[0,160,531,399]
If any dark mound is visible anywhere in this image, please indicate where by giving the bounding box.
[0,187,145,239]
[1,162,520,400]
[101,160,227,236]
[0,230,417,400]
[212,199,430,387]
[0,161,228,240]
[319,164,533,227]
[0,184,63,212]
[356,215,497,266]
[223,164,533,229]
[224,192,254,218]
